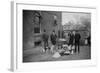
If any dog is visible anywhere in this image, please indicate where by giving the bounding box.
[50,45,55,53]
[42,46,51,53]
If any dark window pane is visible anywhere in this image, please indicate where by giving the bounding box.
[34,27,40,33]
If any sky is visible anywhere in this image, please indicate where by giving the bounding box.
[62,12,91,25]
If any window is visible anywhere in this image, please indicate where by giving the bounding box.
[34,11,41,34]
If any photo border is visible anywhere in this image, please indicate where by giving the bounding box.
[11,1,97,71]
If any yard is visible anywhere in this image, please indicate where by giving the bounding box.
[23,45,91,62]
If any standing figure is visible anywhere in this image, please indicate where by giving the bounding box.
[87,34,91,47]
[68,32,74,47]
[50,30,57,52]
[68,32,75,53]
[42,29,49,52]
[74,31,81,53]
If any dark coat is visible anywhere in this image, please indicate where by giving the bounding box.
[50,34,57,45]
[87,36,91,46]
[75,33,81,43]
[42,33,49,42]
[69,33,74,45]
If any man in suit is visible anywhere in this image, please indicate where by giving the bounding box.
[42,29,49,52]
[74,31,81,53]
[68,32,74,46]
[68,32,75,53]
[50,30,57,52]
[50,30,57,45]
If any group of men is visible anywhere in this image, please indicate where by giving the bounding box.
[42,29,81,54]
[68,31,81,53]
[42,30,57,52]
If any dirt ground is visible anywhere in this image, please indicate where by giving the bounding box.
[23,45,91,62]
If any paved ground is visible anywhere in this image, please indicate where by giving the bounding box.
[23,46,91,63]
